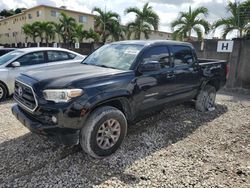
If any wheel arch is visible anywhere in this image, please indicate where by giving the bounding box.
[201,77,220,91]
[0,80,9,97]
[88,96,133,122]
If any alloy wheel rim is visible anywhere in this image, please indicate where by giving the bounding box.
[96,119,121,150]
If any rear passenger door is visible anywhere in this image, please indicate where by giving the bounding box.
[171,45,201,98]
[46,51,77,66]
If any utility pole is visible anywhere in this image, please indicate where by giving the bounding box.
[103,0,107,43]
[235,0,240,38]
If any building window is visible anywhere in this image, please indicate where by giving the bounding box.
[5,33,9,37]
[51,10,60,17]
[79,15,87,23]
[28,14,32,19]
[37,10,42,17]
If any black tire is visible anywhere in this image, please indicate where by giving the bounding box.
[0,82,8,102]
[195,85,216,112]
[80,106,127,158]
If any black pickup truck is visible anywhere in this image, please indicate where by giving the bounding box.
[12,40,228,158]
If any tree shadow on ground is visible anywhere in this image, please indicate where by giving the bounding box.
[0,102,228,187]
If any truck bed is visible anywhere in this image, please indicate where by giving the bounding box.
[198,58,228,90]
[198,58,227,65]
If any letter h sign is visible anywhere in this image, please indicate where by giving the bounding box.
[217,41,234,53]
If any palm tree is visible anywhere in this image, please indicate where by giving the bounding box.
[74,24,86,42]
[59,12,77,44]
[42,22,56,46]
[32,21,44,43]
[213,1,250,38]
[22,23,38,43]
[92,7,120,42]
[52,22,62,45]
[126,22,151,40]
[171,6,210,41]
[108,22,126,41]
[85,28,100,42]
[125,2,159,40]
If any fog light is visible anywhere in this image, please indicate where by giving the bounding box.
[52,116,57,123]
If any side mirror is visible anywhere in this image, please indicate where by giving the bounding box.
[11,61,20,67]
[139,61,161,72]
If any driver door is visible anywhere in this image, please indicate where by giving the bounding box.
[135,45,176,112]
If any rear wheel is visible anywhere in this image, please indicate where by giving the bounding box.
[195,85,216,112]
[0,83,8,102]
[80,106,127,158]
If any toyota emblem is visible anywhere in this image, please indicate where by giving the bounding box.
[18,87,23,96]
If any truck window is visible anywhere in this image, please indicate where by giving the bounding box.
[172,45,194,66]
[142,46,170,68]
[82,44,144,70]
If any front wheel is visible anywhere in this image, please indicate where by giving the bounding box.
[80,106,127,158]
[195,85,216,112]
[0,83,8,102]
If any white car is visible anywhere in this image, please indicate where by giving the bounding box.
[0,47,85,101]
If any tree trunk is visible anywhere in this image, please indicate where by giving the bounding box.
[188,29,192,40]
[102,31,106,43]
[46,38,49,47]
[239,29,243,38]
[40,36,44,43]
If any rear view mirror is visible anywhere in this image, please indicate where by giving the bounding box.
[11,61,20,67]
[139,61,161,72]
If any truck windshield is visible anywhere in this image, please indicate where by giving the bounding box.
[0,51,23,66]
[82,44,144,70]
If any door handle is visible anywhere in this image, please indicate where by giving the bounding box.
[166,73,175,78]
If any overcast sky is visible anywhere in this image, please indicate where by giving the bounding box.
[0,0,247,38]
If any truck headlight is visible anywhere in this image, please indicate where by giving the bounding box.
[43,89,83,103]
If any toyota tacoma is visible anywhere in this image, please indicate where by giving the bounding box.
[12,40,228,158]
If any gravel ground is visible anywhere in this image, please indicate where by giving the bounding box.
[0,90,249,188]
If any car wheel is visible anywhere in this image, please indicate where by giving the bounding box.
[195,85,216,112]
[0,83,8,102]
[80,106,127,158]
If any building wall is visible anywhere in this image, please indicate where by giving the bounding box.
[0,5,95,44]
[142,31,172,40]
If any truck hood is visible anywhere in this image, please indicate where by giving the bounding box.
[22,63,130,88]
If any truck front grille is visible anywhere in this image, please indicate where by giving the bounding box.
[14,80,38,112]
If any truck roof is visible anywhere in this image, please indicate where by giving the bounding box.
[112,40,193,47]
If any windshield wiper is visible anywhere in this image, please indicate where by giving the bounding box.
[82,63,117,69]
[96,65,117,69]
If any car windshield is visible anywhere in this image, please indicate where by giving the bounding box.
[0,50,24,66]
[82,44,144,70]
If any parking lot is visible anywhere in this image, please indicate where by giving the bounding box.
[0,90,249,188]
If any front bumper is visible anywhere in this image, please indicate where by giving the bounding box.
[12,104,80,145]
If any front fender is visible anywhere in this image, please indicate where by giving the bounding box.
[79,90,133,124]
